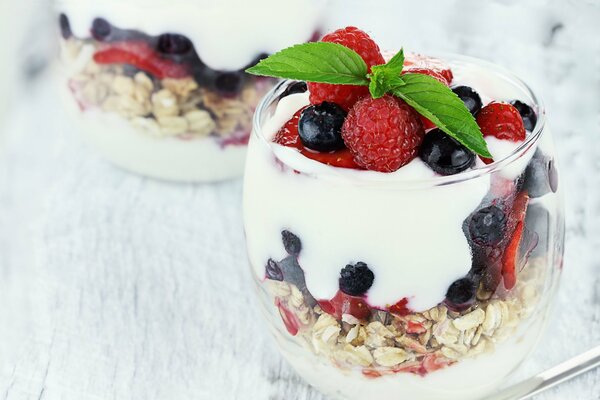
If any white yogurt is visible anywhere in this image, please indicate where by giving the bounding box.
[56,0,326,71]
[244,60,538,312]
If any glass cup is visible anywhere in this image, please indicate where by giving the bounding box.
[243,56,564,400]
[55,1,325,182]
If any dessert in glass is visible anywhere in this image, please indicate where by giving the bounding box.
[243,27,563,400]
[55,0,325,181]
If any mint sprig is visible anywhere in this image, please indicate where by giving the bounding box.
[246,43,491,158]
[246,42,370,86]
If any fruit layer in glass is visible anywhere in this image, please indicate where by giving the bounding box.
[56,0,324,182]
[244,54,564,400]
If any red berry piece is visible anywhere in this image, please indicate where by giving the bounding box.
[274,109,362,169]
[501,191,530,289]
[317,290,371,321]
[93,41,190,79]
[406,321,427,334]
[308,27,385,110]
[403,53,454,84]
[388,297,411,316]
[342,95,425,172]
[275,298,301,336]
[476,102,526,142]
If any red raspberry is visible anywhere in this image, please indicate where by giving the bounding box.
[274,109,361,169]
[308,27,385,110]
[94,41,190,79]
[342,95,425,172]
[403,53,454,84]
[476,102,526,141]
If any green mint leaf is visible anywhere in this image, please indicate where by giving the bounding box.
[384,48,405,72]
[369,69,404,99]
[392,73,492,158]
[245,42,370,86]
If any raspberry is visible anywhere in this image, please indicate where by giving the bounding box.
[342,95,425,172]
[476,102,526,141]
[403,53,454,84]
[308,27,385,110]
[274,109,361,169]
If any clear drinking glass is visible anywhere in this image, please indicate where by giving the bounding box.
[55,1,324,182]
[243,56,564,400]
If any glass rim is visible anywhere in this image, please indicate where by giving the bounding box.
[251,53,546,189]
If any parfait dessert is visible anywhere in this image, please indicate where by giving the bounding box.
[243,27,563,399]
[56,0,325,181]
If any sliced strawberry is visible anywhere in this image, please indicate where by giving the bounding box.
[275,298,300,336]
[318,291,371,321]
[93,41,190,79]
[388,297,411,317]
[501,192,530,290]
[404,53,454,84]
[274,110,362,169]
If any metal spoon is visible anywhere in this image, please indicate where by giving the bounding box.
[488,345,600,400]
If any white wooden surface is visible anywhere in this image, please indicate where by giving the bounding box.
[1,1,599,399]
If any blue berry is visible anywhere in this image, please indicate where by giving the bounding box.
[339,262,374,296]
[59,14,72,39]
[452,86,482,115]
[282,230,302,255]
[523,150,558,198]
[511,100,537,131]
[419,129,475,175]
[157,33,192,55]
[265,258,283,281]
[446,276,478,309]
[215,71,246,95]
[468,205,507,246]
[298,102,347,152]
[91,18,111,41]
[280,81,308,99]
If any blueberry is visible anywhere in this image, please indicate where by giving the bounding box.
[280,81,308,99]
[511,100,537,132]
[419,129,475,175]
[298,102,347,152]
[279,256,306,289]
[59,14,72,39]
[157,33,193,55]
[523,150,557,198]
[446,276,478,308]
[215,71,246,95]
[91,18,111,41]
[468,205,507,246]
[282,230,302,255]
[339,262,375,296]
[452,86,482,115]
[265,258,284,281]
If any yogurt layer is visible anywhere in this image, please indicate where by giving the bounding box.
[56,0,326,71]
[245,59,538,313]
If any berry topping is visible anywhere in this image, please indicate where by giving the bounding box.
[419,129,475,175]
[403,54,454,84]
[510,100,537,132]
[476,102,526,142]
[501,192,530,289]
[318,291,371,320]
[274,109,361,169]
[445,276,478,310]
[93,41,190,79]
[91,18,111,41]
[281,230,302,255]
[278,256,307,291]
[265,258,284,281]
[59,14,72,39]
[308,27,385,110]
[452,86,482,115]
[214,71,246,95]
[156,33,193,55]
[342,95,425,172]
[388,298,411,316]
[339,262,375,296]
[523,150,558,198]
[468,205,507,246]
[298,102,347,152]
[279,81,308,99]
